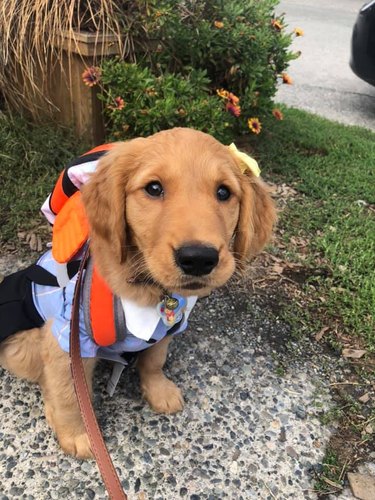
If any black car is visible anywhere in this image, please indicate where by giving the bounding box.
[350,0,375,86]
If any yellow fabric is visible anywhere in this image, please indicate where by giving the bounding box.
[228,143,261,177]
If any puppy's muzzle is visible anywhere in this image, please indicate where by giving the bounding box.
[174,244,219,276]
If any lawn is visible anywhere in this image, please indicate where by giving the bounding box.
[0,113,84,244]
[250,107,375,350]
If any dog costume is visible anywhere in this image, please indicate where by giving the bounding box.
[0,145,197,393]
[0,141,260,393]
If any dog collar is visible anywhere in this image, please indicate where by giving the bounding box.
[127,274,193,329]
[121,294,197,341]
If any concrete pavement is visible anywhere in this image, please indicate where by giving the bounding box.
[0,254,335,499]
[276,0,375,130]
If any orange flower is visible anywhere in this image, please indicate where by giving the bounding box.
[226,102,241,117]
[294,27,304,37]
[217,88,241,116]
[282,73,293,84]
[271,19,283,31]
[228,92,240,105]
[108,97,125,111]
[217,88,230,99]
[272,108,284,120]
[217,89,240,104]
[82,66,101,87]
[214,20,224,28]
[248,117,262,135]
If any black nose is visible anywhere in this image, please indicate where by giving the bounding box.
[174,245,219,276]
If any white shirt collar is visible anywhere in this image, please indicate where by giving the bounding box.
[120,295,198,341]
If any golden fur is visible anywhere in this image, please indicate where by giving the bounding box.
[0,128,276,459]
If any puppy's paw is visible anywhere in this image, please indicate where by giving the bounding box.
[142,375,184,414]
[58,431,93,460]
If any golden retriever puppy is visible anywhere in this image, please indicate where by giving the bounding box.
[0,128,275,459]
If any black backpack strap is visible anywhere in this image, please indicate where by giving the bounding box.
[0,260,82,344]
[24,260,81,287]
[25,265,59,287]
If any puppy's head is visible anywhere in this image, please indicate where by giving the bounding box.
[82,128,276,304]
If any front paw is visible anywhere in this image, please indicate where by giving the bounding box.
[141,374,184,414]
[44,403,93,459]
[58,431,93,459]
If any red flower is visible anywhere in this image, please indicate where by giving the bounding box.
[228,92,240,105]
[108,97,125,111]
[217,88,241,116]
[82,66,101,87]
[114,97,125,110]
[272,108,284,120]
[226,102,241,117]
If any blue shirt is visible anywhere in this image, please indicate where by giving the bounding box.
[32,251,197,358]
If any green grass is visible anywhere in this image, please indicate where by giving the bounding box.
[0,112,84,243]
[251,107,375,349]
[313,448,345,495]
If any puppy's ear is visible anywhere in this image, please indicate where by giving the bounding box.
[81,151,128,264]
[234,172,276,265]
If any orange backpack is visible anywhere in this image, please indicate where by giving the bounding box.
[49,144,121,347]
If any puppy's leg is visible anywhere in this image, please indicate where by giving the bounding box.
[137,336,183,414]
[0,327,45,382]
[0,324,95,458]
[39,327,96,459]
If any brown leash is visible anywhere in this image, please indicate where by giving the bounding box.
[70,248,127,500]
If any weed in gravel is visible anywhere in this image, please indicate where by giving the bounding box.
[313,448,345,496]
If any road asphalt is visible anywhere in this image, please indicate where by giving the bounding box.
[277,0,375,130]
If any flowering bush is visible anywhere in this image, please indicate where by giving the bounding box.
[85,0,300,139]
[97,62,236,142]
[141,0,298,134]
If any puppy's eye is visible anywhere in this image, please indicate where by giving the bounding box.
[216,185,231,201]
[145,181,164,198]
